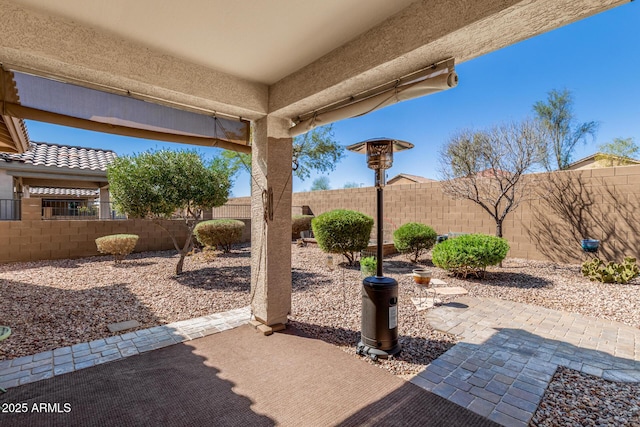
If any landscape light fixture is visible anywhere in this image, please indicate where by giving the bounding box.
[346,138,413,360]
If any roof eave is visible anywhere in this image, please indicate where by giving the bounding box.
[0,114,30,153]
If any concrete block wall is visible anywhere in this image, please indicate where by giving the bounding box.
[0,198,189,263]
[229,165,640,264]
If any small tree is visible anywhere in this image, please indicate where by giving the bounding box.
[343,182,361,189]
[107,149,231,275]
[439,120,545,238]
[220,124,345,180]
[311,176,331,191]
[533,89,598,170]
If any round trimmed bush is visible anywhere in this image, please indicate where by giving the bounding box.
[393,222,437,263]
[311,209,373,265]
[96,234,139,264]
[432,233,509,278]
[194,219,245,253]
[292,214,314,239]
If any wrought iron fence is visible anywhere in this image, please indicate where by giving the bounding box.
[41,200,126,220]
[0,199,21,220]
[211,204,305,219]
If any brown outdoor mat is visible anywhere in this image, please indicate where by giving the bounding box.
[0,325,497,426]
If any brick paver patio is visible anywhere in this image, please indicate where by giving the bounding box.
[411,297,640,426]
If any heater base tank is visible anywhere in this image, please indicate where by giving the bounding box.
[356,276,401,360]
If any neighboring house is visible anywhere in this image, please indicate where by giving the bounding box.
[0,141,117,220]
[567,153,640,170]
[387,173,434,185]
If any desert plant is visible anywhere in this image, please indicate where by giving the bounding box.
[292,214,314,239]
[581,257,639,284]
[194,219,245,253]
[311,209,373,265]
[95,234,139,264]
[360,256,377,277]
[393,222,437,263]
[108,149,231,275]
[432,233,509,278]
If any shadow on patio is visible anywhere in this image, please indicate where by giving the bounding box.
[0,324,498,426]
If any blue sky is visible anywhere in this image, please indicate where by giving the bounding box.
[25,2,640,197]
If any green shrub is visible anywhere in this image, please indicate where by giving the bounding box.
[581,257,639,284]
[432,233,509,278]
[311,209,373,265]
[360,256,377,277]
[194,219,245,253]
[292,215,314,239]
[393,222,437,263]
[96,234,139,264]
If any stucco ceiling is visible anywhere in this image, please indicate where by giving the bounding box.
[11,0,416,85]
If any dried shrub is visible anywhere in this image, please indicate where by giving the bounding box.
[194,219,245,253]
[95,234,139,264]
[292,215,314,239]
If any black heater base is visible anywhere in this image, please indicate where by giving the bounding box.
[356,341,401,361]
[357,276,401,361]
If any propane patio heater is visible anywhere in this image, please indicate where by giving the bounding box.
[347,138,413,360]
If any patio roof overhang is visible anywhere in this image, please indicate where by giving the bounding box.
[0,62,29,153]
[0,0,627,143]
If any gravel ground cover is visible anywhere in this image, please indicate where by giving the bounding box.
[0,247,252,360]
[530,366,640,426]
[1,243,639,422]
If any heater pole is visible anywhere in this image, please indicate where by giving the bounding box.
[376,170,383,277]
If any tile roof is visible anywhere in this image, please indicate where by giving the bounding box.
[0,141,116,171]
[29,187,100,197]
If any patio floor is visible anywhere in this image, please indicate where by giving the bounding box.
[0,322,497,427]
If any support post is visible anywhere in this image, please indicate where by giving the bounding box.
[99,186,110,219]
[250,115,292,327]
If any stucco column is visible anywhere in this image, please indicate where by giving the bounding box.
[251,115,292,327]
[99,186,110,219]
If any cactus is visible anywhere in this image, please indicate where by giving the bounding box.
[581,257,639,284]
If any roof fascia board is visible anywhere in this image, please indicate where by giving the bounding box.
[1,162,107,179]
[22,178,104,188]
